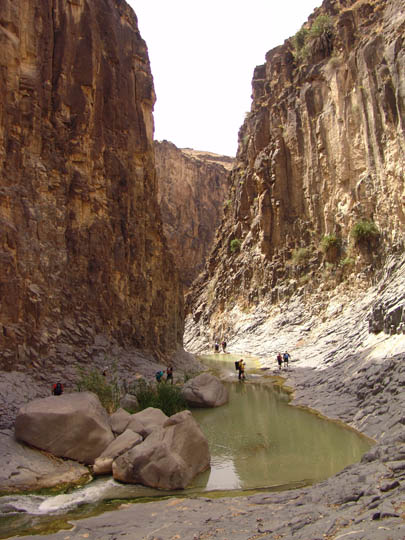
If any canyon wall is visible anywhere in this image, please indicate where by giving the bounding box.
[154,140,232,288]
[0,0,184,371]
[187,0,405,344]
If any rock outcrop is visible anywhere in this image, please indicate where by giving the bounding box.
[181,372,229,407]
[154,140,232,288]
[186,0,405,344]
[0,0,184,372]
[15,392,114,464]
[113,409,210,489]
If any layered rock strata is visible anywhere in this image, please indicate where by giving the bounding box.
[186,0,405,342]
[0,0,184,371]
[154,140,232,288]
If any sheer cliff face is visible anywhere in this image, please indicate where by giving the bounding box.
[187,0,404,333]
[154,141,232,289]
[0,0,183,369]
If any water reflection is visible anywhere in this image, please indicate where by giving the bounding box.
[190,354,372,491]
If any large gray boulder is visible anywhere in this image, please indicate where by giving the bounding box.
[113,410,210,489]
[181,373,229,407]
[15,392,114,464]
[93,429,143,475]
[110,408,132,435]
[127,407,168,438]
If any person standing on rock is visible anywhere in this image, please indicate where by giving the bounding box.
[277,353,283,370]
[52,381,64,395]
[214,341,219,353]
[166,365,173,384]
[221,339,227,353]
[283,352,290,370]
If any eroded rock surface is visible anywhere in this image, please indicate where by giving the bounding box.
[0,0,183,373]
[113,410,210,489]
[15,392,114,464]
[181,372,229,407]
[155,140,232,288]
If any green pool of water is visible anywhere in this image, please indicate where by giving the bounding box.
[0,353,372,538]
[190,354,372,491]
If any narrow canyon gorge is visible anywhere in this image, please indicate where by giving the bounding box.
[0,0,404,538]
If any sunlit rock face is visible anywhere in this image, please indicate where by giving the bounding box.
[0,0,184,370]
[186,0,405,341]
[154,141,232,289]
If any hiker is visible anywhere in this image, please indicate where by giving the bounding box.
[166,365,173,384]
[238,359,246,381]
[283,351,290,369]
[155,370,164,383]
[52,381,64,396]
[221,340,227,353]
[277,353,283,370]
[214,341,219,353]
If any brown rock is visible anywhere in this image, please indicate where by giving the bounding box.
[155,140,232,288]
[0,0,183,371]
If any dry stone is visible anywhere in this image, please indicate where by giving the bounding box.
[110,408,132,435]
[127,407,168,438]
[93,429,143,475]
[113,410,210,489]
[181,373,229,407]
[15,392,114,464]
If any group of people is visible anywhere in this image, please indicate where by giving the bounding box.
[214,339,227,353]
[155,365,173,384]
[277,352,290,370]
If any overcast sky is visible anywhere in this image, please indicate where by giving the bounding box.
[128,1,321,156]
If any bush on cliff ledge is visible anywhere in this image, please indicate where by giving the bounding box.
[230,238,241,253]
[351,220,380,247]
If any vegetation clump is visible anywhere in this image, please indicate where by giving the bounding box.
[130,379,188,417]
[76,364,121,413]
[230,238,241,253]
[292,247,311,265]
[320,234,341,262]
[293,14,333,61]
[351,220,380,247]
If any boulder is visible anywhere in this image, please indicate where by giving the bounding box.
[15,392,114,464]
[181,373,229,407]
[127,407,168,438]
[113,410,210,489]
[93,429,142,475]
[110,408,132,435]
[120,393,139,412]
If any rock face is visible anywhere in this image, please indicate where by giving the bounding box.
[186,0,405,343]
[154,140,232,288]
[113,410,210,489]
[181,373,229,407]
[0,0,183,371]
[15,392,114,464]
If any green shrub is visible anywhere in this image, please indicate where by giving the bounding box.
[292,247,311,265]
[351,220,380,245]
[130,379,188,417]
[320,234,340,252]
[293,15,333,61]
[309,15,333,39]
[340,256,355,267]
[230,238,241,253]
[76,365,121,413]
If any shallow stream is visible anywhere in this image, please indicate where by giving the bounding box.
[0,353,372,538]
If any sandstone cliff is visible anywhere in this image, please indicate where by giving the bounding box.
[0,0,184,371]
[186,0,405,346]
[154,140,232,288]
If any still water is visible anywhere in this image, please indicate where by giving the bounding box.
[0,354,372,538]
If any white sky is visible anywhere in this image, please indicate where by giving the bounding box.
[128,1,321,157]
